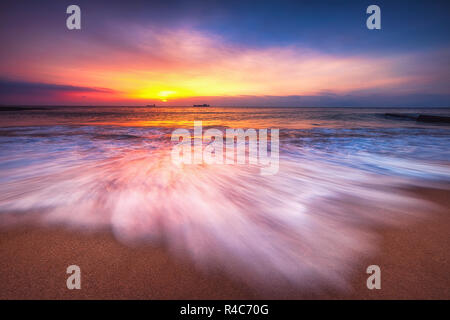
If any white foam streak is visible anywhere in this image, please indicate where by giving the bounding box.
[0,146,433,289]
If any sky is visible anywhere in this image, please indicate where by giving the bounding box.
[0,0,449,106]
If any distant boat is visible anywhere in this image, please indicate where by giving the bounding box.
[193,104,210,107]
[146,104,156,107]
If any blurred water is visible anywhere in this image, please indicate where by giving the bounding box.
[0,107,449,288]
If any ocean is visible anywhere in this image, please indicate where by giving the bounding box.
[0,106,449,288]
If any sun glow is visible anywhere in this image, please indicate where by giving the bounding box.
[131,87,196,102]
[158,90,176,97]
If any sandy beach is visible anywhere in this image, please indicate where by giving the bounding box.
[0,186,448,300]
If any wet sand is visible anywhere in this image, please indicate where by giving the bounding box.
[0,186,449,300]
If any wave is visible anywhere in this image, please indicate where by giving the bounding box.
[1,125,447,289]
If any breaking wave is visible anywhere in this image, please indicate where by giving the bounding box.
[1,124,448,289]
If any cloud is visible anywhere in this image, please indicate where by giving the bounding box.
[0,79,118,105]
[1,20,449,106]
[0,79,116,95]
[32,26,434,98]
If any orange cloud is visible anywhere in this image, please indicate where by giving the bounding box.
[0,27,430,104]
